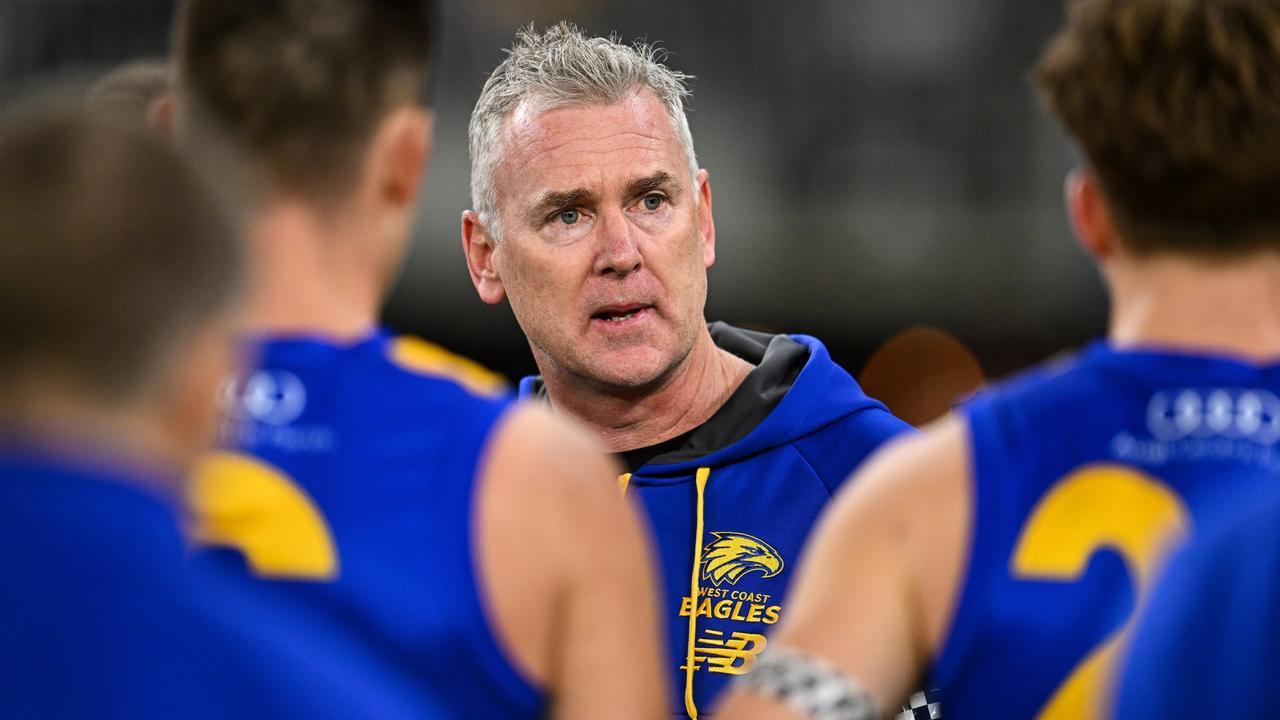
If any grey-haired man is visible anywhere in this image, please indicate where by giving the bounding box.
[462,23,911,717]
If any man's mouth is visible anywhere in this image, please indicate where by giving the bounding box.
[591,304,651,324]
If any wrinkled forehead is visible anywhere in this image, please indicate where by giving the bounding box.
[494,90,690,206]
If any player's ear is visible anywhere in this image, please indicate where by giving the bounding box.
[147,94,174,133]
[696,168,716,268]
[370,106,433,210]
[1066,168,1118,261]
[462,210,506,305]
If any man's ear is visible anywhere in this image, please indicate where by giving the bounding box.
[369,107,433,210]
[695,168,716,268]
[1066,168,1119,261]
[462,210,506,305]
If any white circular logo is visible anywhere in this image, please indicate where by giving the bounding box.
[218,370,308,426]
[1146,388,1280,444]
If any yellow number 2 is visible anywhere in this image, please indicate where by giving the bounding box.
[1011,464,1190,719]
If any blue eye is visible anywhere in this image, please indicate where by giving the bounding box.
[558,209,580,225]
[642,194,663,210]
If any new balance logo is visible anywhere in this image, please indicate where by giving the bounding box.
[681,630,768,675]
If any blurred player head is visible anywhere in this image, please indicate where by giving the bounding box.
[173,0,435,324]
[1038,0,1280,264]
[171,12,669,716]
[86,58,173,130]
[462,22,717,391]
[0,105,240,467]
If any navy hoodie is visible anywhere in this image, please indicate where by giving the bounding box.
[520,322,911,717]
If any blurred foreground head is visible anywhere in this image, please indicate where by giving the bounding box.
[1038,0,1280,257]
[172,0,435,205]
[172,0,437,322]
[0,106,240,467]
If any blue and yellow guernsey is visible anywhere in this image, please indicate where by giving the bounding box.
[0,445,436,719]
[931,341,1280,718]
[521,323,911,717]
[188,330,542,719]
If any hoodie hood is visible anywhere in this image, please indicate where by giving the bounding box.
[518,322,887,475]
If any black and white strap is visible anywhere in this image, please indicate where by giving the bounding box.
[733,646,880,720]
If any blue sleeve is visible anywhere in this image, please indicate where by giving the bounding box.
[1115,506,1280,718]
[793,408,914,496]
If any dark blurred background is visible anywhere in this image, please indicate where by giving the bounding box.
[0,0,1107,391]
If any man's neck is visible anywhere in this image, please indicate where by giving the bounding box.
[0,391,184,490]
[241,201,382,341]
[1109,251,1280,362]
[542,328,754,454]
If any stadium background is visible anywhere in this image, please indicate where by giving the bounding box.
[0,0,1100,393]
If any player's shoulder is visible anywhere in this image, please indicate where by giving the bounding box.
[484,403,617,493]
[334,334,518,457]
[371,334,510,399]
[477,403,629,571]
[805,414,972,649]
[821,413,970,546]
[852,413,970,497]
[963,343,1115,425]
[299,332,515,430]
[245,331,509,411]
[226,332,514,464]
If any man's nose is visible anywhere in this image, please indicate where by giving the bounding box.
[592,207,642,276]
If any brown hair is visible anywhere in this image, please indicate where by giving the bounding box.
[0,106,239,402]
[1037,0,1280,256]
[173,0,436,200]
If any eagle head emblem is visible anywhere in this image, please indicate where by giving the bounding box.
[700,532,784,586]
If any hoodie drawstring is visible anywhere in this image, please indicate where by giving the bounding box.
[684,467,711,719]
[616,466,712,720]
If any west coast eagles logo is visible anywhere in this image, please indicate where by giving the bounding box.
[700,532,784,586]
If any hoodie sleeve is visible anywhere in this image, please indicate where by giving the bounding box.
[792,407,915,497]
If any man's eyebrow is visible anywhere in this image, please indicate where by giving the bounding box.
[626,170,678,197]
[529,188,597,222]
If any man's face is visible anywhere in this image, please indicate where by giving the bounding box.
[486,90,715,391]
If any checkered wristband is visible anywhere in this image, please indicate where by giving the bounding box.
[732,645,879,720]
[896,689,943,719]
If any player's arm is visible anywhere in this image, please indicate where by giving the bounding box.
[715,415,973,719]
[476,403,667,719]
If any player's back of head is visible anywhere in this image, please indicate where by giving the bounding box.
[173,0,436,201]
[1037,0,1280,257]
[0,104,238,414]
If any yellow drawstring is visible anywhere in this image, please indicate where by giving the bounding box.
[617,472,632,494]
[684,467,711,719]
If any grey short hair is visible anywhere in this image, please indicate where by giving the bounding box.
[468,22,698,239]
